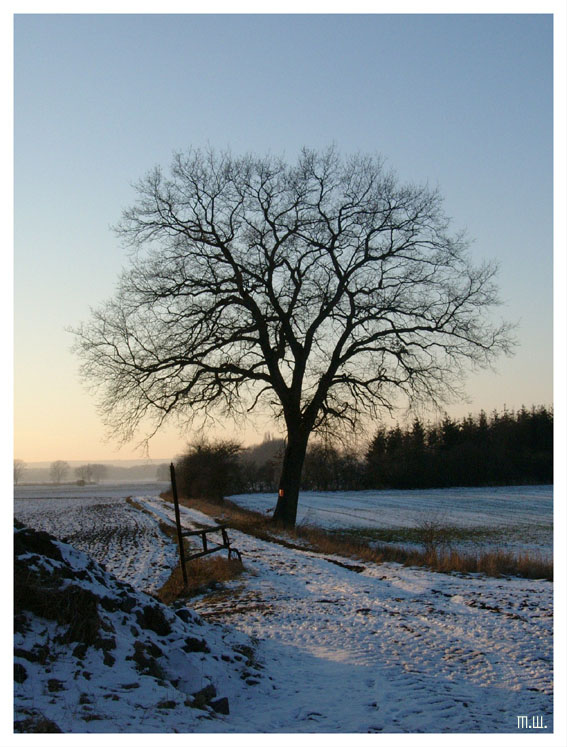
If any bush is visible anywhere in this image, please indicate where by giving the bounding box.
[175,439,244,503]
[414,513,455,553]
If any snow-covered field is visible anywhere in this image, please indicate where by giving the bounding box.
[14,485,554,733]
[228,485,553,558]
[15,481,169,501]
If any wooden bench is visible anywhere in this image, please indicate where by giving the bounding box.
[168,463,242,586]
[182,526,242,563]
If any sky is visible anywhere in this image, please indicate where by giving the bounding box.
[11,10,561,463]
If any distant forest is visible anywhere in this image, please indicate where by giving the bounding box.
[19,405,552,492]
[230,405,553,494]
[363,405,553,490]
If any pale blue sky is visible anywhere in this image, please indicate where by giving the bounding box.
[13,13,554,461]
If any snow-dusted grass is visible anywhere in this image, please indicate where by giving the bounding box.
[14,486,554,733]
[227,485,553,559]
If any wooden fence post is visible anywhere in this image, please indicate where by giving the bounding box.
[170,463,188,587]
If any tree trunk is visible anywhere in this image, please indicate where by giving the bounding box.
[272,429,309,528]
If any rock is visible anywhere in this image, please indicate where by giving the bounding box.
[157,699,177,709]
[47,679,65,692]
[14,714,62,733]
[145,640,163,658]
[99,596,120,613]
[183,636,210,653]
[14,527,63,562]
[94,635,117,652]
[136,604,172,636]
[174,608,193,623]
[131,644,166,680]
[191,683,217,709]
[118,594,137,613]
[14,662,27,683]
[210,697,230,715]
[72,643,88,659]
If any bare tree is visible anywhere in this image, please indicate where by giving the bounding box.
[14,459,26,486]
[90,463,108,483]
[73,147,514,526]
[156,463,170,481]
[74,464,92,483]
[175,438,243,503]
[74,463,108,484]
[49,460,70,484]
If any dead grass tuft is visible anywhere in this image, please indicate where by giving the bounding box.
[156,555,245,605]
[160,491,552,581]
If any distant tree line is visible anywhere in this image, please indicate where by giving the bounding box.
[74,463,109,484]
[174,405,552,501]
[15,461,171,485]
[14,459,26,485]
[50,460,70,484]
[365,405,553,489]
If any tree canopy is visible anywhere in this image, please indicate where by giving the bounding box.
[73,146,514,525]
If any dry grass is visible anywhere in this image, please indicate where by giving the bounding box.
[155,556,245,604]
[142,496,245,603]
[300,524,552,580]
[160,490,553,581]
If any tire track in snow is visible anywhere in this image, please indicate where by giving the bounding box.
[15,494,553,733]
[180,504,553,733]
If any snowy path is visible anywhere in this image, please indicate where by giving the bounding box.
[15,493,553,733]
[142,497,553,733]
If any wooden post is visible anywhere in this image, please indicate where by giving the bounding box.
[170,463,188,587]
